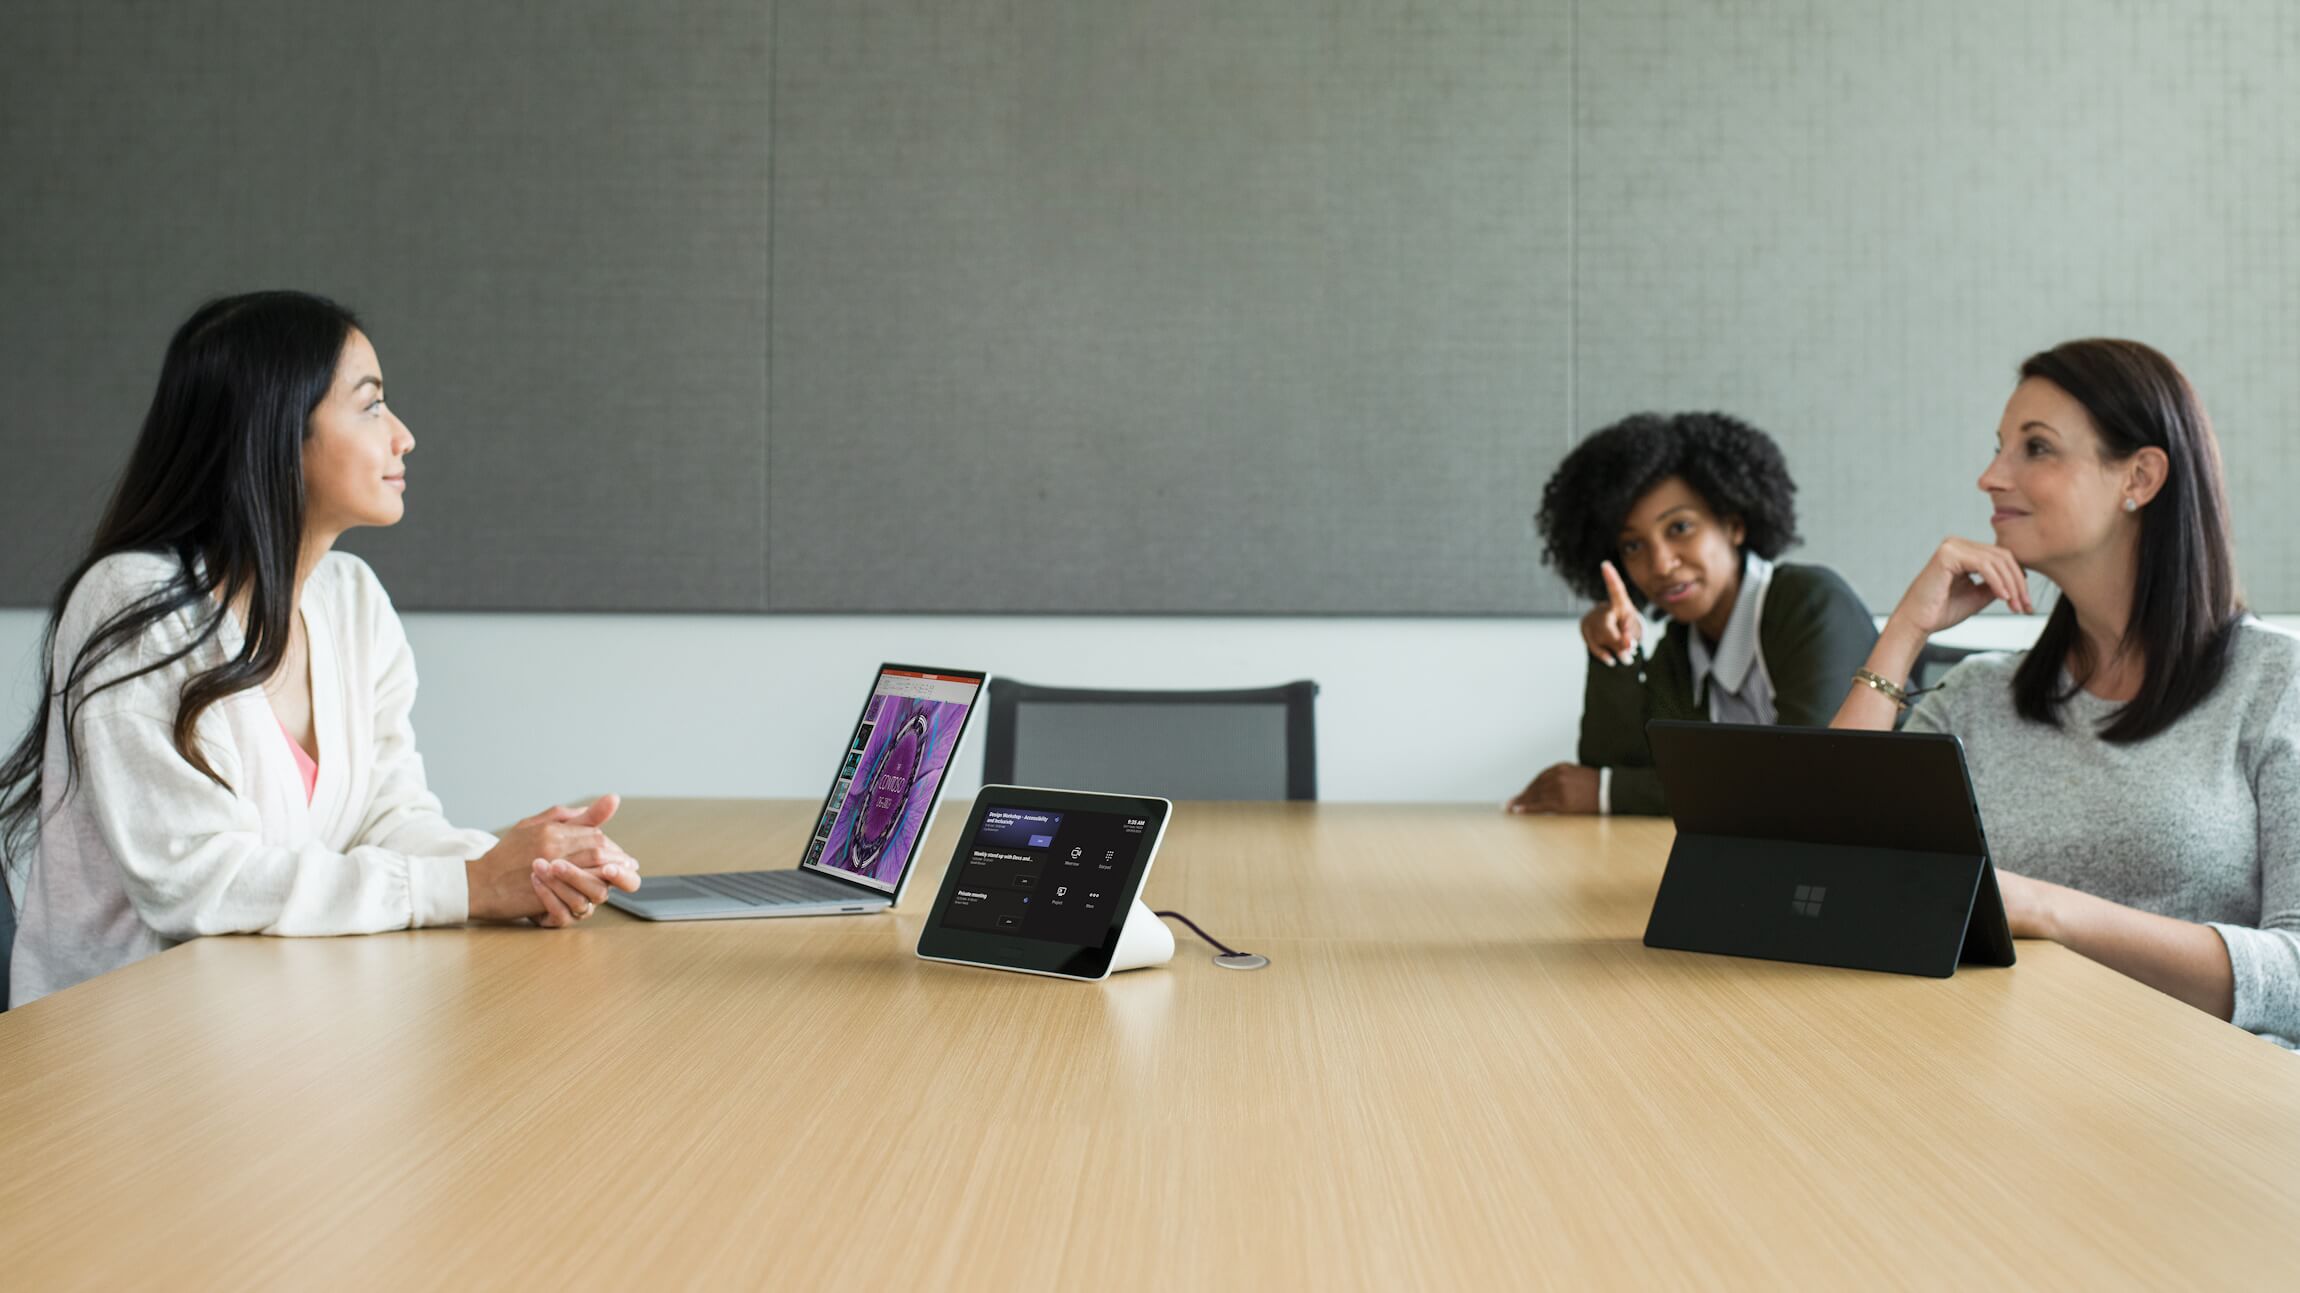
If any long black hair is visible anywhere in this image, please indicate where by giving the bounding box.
[1537,411,1802,606]
[0,291,361,895]
[2012,338,2243,743]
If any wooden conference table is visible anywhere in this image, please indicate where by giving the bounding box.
[3,800,2297,1290]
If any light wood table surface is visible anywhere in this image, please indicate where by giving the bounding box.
[4,799,2297,1290]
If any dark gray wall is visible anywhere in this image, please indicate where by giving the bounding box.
[0,0,771,611]
[768,1,1570,612]
[6,2,2299,614]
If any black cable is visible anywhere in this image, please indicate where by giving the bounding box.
[1155,910,1251,957]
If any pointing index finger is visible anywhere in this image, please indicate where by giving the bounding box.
[1600,561,1636,616]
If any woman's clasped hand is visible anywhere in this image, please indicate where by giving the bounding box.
[465,793,643,927]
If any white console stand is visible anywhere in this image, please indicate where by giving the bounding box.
[1107,898,1176,973]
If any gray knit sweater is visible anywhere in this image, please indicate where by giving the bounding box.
[1907,621,2300,1049]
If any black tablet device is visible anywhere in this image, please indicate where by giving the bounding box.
[1643,721,2016,978]
[916,786,1172,981]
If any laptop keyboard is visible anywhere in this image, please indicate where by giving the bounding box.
[680,869,862,906]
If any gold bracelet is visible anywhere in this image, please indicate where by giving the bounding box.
[1852,667,1911,708]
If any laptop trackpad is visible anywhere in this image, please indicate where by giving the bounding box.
[634,878,711,901]
[618,878,742,911]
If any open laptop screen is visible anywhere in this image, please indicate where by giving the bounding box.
[801,666,985,893]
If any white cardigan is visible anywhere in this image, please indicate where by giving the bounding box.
[9,551,495,1006]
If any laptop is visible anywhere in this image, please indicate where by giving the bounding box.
[1641,721,2016,978]
[607,664,987,920]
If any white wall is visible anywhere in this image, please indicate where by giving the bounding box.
[0,607,2058,830]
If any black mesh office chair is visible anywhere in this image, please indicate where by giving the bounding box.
[981,679,1319,801]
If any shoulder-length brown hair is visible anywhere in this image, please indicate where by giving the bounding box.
[2013,338,2243,742]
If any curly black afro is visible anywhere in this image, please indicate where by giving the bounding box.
[1536,412,1801,606]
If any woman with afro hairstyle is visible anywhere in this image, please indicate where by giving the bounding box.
[1509,412,1875,816]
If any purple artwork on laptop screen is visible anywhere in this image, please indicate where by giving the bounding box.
[818,692,969,887]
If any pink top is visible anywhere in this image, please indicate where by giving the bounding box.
[278,716,318,804]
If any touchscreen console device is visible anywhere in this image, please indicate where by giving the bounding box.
[1643,721,2016,978]
[607,664,986,921]
[916,786,1174,980]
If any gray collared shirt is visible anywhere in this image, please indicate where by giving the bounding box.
[1599,553,1779,813]
[1686,552,1778,727]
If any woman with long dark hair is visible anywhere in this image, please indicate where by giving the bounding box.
[3,291,640,1006]
[1835,339,2300,1048]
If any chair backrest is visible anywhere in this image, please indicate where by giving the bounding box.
[1912,642,1987,695]
[1,883,14,1011]
[982,679,1319,801]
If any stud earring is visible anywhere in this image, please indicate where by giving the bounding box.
[2124,498,2139,513]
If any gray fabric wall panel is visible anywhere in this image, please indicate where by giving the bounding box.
[10,3,2300,616]
[0,1,770,611]
[1573,1,2300,613]
[767,1,1576,613]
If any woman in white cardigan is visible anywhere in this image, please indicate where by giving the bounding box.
[2,291,640,1007]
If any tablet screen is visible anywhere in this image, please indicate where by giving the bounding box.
[937,803,1156,947]
[801,667,984,893]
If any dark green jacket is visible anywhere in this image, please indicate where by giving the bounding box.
[1578,561,1877,816]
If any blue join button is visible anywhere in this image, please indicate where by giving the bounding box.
[1027,834,1055,848]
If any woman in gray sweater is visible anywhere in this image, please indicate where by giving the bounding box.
[1835,338,2300,1048]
